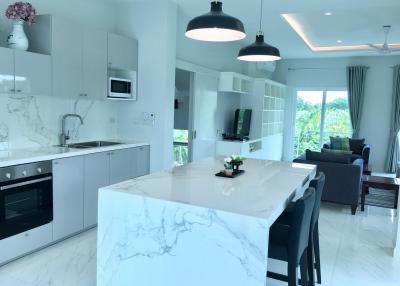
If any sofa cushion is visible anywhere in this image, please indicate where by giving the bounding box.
[349,138,365,155]
[306,149,351,164]
[330,136,350,151]
[321,148,353,155]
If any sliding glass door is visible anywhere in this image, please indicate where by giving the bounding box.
[294,90,352,157]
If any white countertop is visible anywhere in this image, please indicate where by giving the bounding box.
[101,157,316,220]
[0,140,150,168]
[217,138,262,144]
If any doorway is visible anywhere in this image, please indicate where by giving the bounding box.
[174,68,192,166]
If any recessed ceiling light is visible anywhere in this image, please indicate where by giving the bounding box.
[324,12,333,16]
[337,40,343,43]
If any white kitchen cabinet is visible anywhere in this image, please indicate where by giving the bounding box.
[108,33,138,71]
[134,145,150,177]
[53,157,84,241]
[52,17,83,98]
[82,28,108,99]
[0,47,15,94]
[0,223,52,265]
[14,50,51,96]
[109,148,133,185]
[83,146,150,228]
[83,152,110,228]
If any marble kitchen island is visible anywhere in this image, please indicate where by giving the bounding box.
[97,158,316,286]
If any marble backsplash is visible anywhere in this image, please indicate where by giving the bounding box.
[0,93,120,150]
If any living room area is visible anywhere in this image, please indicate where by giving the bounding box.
[270,46,400,285]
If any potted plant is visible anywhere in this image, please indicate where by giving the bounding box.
[224,155,244,176]
[5,2,37,51]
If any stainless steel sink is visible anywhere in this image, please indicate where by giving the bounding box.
[62,141,122,149]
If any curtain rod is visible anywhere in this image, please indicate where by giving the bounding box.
[288,67,370,71]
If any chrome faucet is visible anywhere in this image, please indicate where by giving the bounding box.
[60,114,84,147]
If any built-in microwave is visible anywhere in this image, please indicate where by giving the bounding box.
[108,76,136,99]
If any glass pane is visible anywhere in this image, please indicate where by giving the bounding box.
[294,91,324,158]
[173,129,188,143]
[323,91,352,143]
[173,129,189,166]
[5,189,39,220]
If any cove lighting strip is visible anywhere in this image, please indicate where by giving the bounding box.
[281,14,400,52]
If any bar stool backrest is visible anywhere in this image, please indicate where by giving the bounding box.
[310,172,326,229]
[289,187,316,265]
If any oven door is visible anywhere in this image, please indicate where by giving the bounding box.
[0,175,53,240]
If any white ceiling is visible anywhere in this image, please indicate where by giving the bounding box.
[104,0,400,59]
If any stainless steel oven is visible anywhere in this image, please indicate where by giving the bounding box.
[0,161,53,240]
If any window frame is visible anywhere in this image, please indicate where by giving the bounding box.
[293,87,350,156]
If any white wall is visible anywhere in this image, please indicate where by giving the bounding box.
[274,55,400,171]
[115,0,177,172]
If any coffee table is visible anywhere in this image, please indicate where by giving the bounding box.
[361,175,400,211]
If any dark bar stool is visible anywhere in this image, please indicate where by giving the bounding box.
[273,173,326,285]
[267,187,316,286]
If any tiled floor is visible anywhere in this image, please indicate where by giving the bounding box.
[0,204,399,286]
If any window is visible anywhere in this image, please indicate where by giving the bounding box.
[173,129,189,166]
[294,90,352,157]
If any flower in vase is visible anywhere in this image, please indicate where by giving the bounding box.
[5,2,37,24]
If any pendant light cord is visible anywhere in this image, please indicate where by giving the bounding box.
[259,0,264,32]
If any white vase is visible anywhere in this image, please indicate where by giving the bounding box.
[7,20,29,51]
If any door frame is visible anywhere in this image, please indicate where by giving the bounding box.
[176,59,219,163]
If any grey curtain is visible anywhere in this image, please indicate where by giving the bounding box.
[347,66,368,138]
[385,65,400,173]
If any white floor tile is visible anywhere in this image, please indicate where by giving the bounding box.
[0,204,399,285]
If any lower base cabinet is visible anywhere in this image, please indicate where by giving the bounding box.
[53,157,84,241]
[84,152,110,228]
[84,146,150,229]
[0,223,52,265]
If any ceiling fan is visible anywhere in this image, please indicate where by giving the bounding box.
[368,25,400,54]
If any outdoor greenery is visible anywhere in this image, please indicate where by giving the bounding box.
[294,96,352,157]
[173,129,189,166]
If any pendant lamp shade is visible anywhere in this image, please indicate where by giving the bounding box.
[185,1,246,42]
[238,33,281,62]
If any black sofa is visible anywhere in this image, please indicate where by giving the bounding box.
[294,150,364,215]
[323,139,370,167]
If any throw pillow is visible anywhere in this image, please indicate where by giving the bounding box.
[321,148,353,155]
[330,136,350,151]
[349,138,365,155]
[306,149,351,164]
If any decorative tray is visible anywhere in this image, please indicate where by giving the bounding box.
[215,170,245,179]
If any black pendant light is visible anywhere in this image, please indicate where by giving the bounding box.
[237,0,281,62]
[185,1,246,42]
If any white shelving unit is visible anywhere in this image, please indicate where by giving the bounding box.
[219,72,252,94]
[262,81,286,137]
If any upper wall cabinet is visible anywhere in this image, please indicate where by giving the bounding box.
[0,47,15,94]
[219,72,252,94]
[0,47,51,97]
[52,17,108,99]
[108,33,138,71]
[82,28,108,99]
[14,50,51,96]
[52,17,84,99]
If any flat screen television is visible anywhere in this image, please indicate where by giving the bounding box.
[233,109,252,139]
